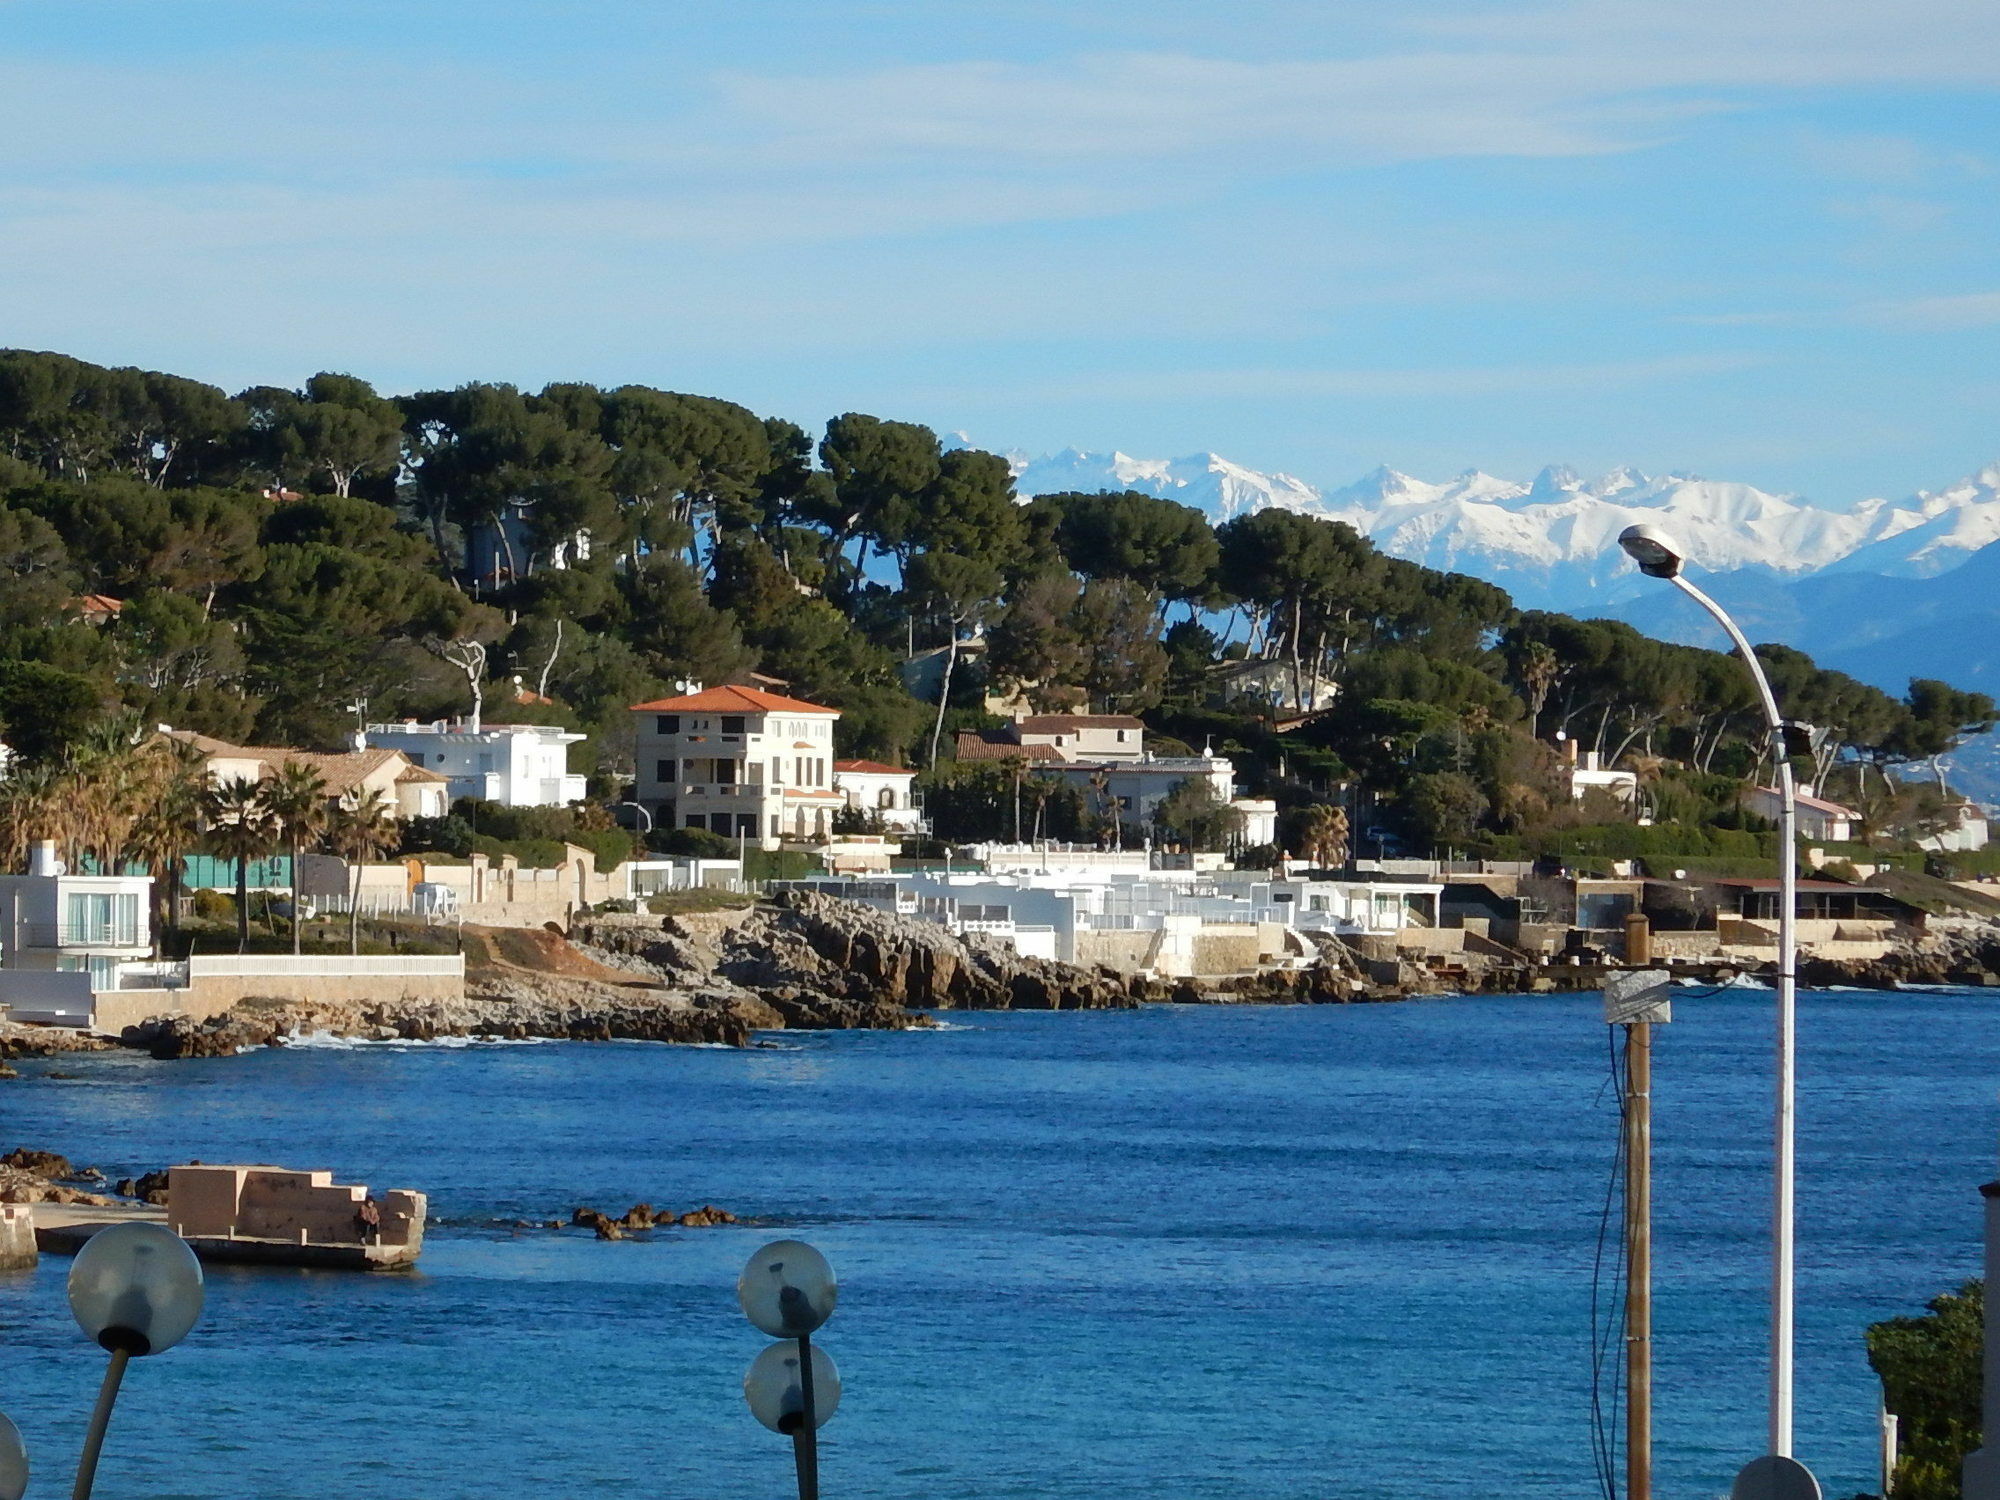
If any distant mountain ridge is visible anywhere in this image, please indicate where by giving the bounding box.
[1007,447,2000,614]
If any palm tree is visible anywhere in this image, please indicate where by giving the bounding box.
[126,740,208,949]
[261,761,330,955]
[1300,802,1350,871]
[0,763,74,872]
[326,789,397,955]
[202,776,279,953]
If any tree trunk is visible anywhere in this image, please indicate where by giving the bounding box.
[289,837,303,956]
[235,860,250,954]
[348,862,363,956]
[927,633,961,768]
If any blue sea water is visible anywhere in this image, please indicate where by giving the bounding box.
[0,989,1993,1500]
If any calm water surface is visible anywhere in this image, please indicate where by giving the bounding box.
[0,990,1992,1500]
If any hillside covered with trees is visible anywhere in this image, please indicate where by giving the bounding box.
[0,346,1990,864]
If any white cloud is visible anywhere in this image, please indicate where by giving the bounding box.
[1871,292,2000,331]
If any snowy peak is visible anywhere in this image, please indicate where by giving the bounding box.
[1009,448,1322,521]
[1002,442,2000,613]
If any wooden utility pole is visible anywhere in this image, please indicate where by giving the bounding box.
[1626,1017,1654,1500]
[1605,969,1671,1500]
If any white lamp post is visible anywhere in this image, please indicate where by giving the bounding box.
[66,1221,206,1499]
[739,1239,841,1500]
[1618,524,1809,1479]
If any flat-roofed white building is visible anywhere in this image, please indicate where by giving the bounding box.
[632,684,844,849]
[362,720,585,808]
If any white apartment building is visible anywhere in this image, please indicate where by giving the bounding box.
[631,685,844,849]
[362,721,586,808]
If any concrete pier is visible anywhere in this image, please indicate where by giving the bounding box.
[33,1165,426,1273]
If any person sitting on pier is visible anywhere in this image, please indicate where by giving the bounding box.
[354,1195,382,1245]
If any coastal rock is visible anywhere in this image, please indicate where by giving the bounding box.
[0,1165,115,1206]
[575,890,1146,1020]
[2,1148,73,1179]
[0,1025,114,1059]
[128,891,1148,1061]
[570,1208,624,1239]
[1799,924,2000,990]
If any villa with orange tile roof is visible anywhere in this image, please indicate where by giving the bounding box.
[631,684,844,848]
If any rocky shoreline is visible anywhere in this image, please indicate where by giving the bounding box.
[122,891,1146,1059]
[9,891,2000,1068]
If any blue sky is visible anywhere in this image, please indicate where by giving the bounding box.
[3,0,1997,505]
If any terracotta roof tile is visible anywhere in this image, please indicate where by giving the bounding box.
[631,684,840,716]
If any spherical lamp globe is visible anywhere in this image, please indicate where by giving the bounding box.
[737,1239,836,1338]
[743,1340,841,1434]
[0,1411,26,1500]
[67,1222,205,1356]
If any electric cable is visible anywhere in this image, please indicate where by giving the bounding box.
[1588,1024,1631,1500]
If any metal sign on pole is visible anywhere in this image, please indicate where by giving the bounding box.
[1605,969,1671,1500]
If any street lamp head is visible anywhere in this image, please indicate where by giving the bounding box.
[67,1222,204,1357]
[738,1239,837,1339]
[1618,523,1686,580]
[743,1339,842,1434]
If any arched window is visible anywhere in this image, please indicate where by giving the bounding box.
[877,787,896,810]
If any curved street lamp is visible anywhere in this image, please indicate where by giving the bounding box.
[66,1221,206,1499]
[740,1239,841,1500]
[1617,524,1810,1479]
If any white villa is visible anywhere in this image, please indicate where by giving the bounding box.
[632,684,845,849]
[1746,786,1859,842]
[362,720,586,809]
[1920,800,1992,855]
[832,759,923,835]
[955,715,1272,848]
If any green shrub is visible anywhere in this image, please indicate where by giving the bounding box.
[470,835,566,868]
[191,889,235,923]
[400,813,476,858]
[649,827,737,858]
[1867,1280,1982,1500]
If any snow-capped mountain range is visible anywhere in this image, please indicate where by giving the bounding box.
[1007,448,2000,615]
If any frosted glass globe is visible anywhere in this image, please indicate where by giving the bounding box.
[0,1411,25,1500]
[67,1222,205,1356]
[743,1340,841,1434]
[737,1239,836,1338]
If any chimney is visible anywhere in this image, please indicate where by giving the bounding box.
[28,840,62,878]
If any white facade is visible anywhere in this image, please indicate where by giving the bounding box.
[1747,786,1858,842]
[363,720,586,808]
[776,867,1442,968]
[1921,801,1992,854]
[1046,755,1239,836]
[1016,715,1147,762]
[631,685,844,850]
[0,844,155,1004]
[1568,749,1639,804]
[832,760,923,834]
